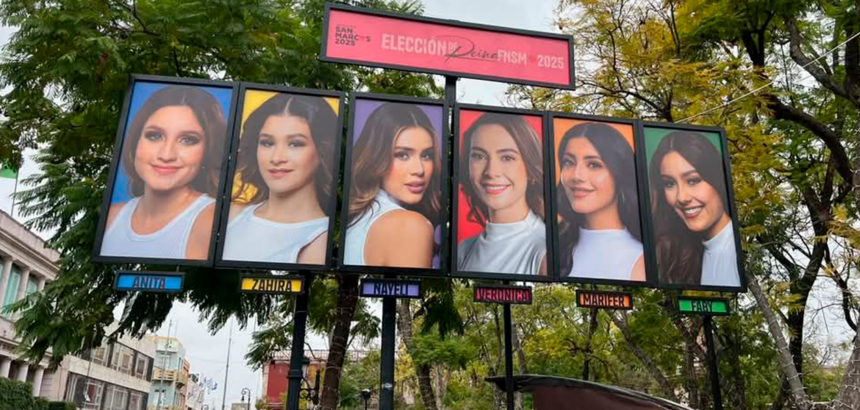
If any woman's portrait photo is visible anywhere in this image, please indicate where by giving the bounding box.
[342,97,444,270]
[645,126,740,288]
[456,109,549,276]
[99,81,233,261]
[553,118,645,282]
[220,90,341,265]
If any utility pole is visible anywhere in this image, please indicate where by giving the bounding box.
[221,319,233,410]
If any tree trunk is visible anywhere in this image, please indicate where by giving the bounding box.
[828,327,860,409]
[583,308,599,381]
[396,299,439,410]
[610,311,678,402]
[746,273,813,410]
[318,275,359,410]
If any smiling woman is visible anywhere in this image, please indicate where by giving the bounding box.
[342,97,445,270]
[645,127,740,288]
[220,91,340,266]
[456,109,548,276]
[99,82,231,262]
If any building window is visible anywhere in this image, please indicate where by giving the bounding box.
[133,353,150,380]
[128,391,146,410]
[92,344,109,366]
[25,275,37,295]
[104,385,128,410]
[1,265,21,317]
[110,344,134,375]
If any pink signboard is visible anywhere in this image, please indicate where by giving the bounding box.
[321,4,575,89]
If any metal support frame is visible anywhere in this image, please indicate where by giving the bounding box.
[287,274,312,410]
[703,316,723,410]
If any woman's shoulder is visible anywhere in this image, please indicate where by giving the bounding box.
[105,200,134,229]
[373,209,433,237]
[227,203,252,222]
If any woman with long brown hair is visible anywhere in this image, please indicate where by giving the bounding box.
[556,122,644,281]
[101,85,227,260]
[344,102,442,268]
[221,93,338,264]
[649,130,739,286]
[457,112,547,275]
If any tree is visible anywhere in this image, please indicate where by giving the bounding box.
[0,1,439,409]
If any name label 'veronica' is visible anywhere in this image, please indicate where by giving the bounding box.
[474,285,533,305]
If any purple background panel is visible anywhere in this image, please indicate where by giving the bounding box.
[352,98,444,146]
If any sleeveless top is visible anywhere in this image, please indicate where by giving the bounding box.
[457,211,547,275]
[343,190,405,266]
[101,195,215,259]
[568,228,643,280]
[701,221,740,287]
[221,203,328,264]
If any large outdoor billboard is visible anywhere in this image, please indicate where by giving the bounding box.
[214,84,345,270]
[548,114,656,287]
[642,122,745,292]
[93,75,238,266]
[452,105,554,281]
[321,3,575,89]
[338,93,449,275]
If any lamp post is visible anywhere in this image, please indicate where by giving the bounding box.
[240,387,251,410]
[297,357,320,408]
[360,389,372,410]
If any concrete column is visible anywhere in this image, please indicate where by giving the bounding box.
[31,367,44,396]
[37,277,46,292]
[15,362,29,382]
[0,356,11,378]
[0,256,12,308]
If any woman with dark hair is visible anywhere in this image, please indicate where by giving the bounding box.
[221,93,338,264]
[344,102,442,268]
[649,131,739,286]
[557,122,644,281]
[458,112,547,275]
[101,85,227,260]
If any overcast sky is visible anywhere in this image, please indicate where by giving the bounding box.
[0,1,559,407]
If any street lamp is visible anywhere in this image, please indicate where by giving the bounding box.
[360,389,372,410]
[298,357,321,407]
[240,387,251,410]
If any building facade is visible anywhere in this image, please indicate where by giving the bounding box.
[41,331,156,410]
[147,336,190,410]
[0,210,57,396]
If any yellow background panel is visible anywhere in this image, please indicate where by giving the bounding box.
[231,91,340,201]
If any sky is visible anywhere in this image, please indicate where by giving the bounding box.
[0,0,559,408]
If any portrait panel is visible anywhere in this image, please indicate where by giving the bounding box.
[551,116,648,285]
[215,86,345,269]
[94,76,237,265]
[339,94,448,274]
[643,124,744,291]
[453,106,553,280]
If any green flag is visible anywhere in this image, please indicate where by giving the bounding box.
[0,163,17,179]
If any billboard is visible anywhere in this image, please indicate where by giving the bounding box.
[547,114,656,287]
[642,123,745,292]
[215,84,345,270]
[93,75,238,266]
[339,93,449,275]
[452,105,554,281]
[321,3,575,89]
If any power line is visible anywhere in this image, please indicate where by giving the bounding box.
[677,30,860,123]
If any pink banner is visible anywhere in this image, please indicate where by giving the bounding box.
[323,6,573,88]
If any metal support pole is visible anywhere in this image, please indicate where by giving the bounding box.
[703,316,723,410]
[287,274,312,410]
[503,303,515,410]
[379,296,397,410]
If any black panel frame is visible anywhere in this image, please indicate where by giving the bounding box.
[337,92,450,277]
[546,113,657,288]
[451,103,556,282]
[213,83,346,271]
[639,121,747,293]
[92,75,239,267]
